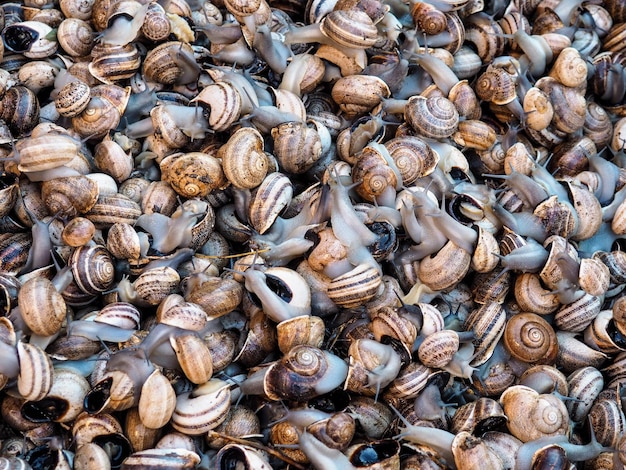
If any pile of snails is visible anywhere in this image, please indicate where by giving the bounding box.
[0,0,625,467]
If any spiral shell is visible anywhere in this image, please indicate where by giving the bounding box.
[264,345,348,401]
[219,127,269,189]
[141,2,171,42]
[405,96,459,139]
[503,313,558,364]
[321,9,378,49]
[475,68,517,105]
[57,18,94,57]
[384,136,439,185]
[69,244,115,295]
[500,385,569,442]
[549,47,588,88]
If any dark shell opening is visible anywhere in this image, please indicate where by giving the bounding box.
[349,439,400,466]
[21,397,69,423]
[92,433,132,469]
[2,25,39,53]
[83,377,113,414]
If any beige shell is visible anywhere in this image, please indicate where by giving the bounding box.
[171,379,231,435]
[219,127,269,189]
[523,87,554,131]
[17,341,54,401]
[418,240,471,291]
[18,277,67,336]
[192,81,242,132]
[500,385,569,442]
[271,122,323,174]
[248,172,293,234]
[170,332,213,384]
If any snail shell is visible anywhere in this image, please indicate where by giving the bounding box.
[411,2,447,35]
[248,172,293,234]
[549,47,588,88]
[264,345,348,401]
[384,136,438,185]
[344,339,401,396]
[17,341,54,402]
[88,43,141,84]
[503,312,558,364]
[565,366,603,423]
[171,379,231,435]
[331,75,390,117]
[475,68,517,105]
[170,332,213,385]
[184,276,243,320]
[589,396,626,448]
[18,276,67,336]
[418,240,472,291]
[321,9,379,49]
[523,87,554,131]
[15,133,80,174]
[514,273,560,315]
[405,95,459,139]
[464,302,506,367]
[327,263,382,309]
[141,2,171,42]
[57,18,94,57]
[352,143,399,204]
[40,175,99,217]
[272,121,323,174]
[219,127,269,189]
[499,385,569,442]
[418,329,459,368]
[276,315,325,354]
[192,82,242,132]
[54,80,91,118]
[22,367,90,423]
[69,244,115,295]
[160,152,227,199]
[143,41,199,85]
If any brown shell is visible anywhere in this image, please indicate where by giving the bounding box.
[411,1,447,35]
[383,136,439,185]
[331,75,390,117]
[405,96,459,139]
[264,345,347,401]
[475,68,517,105]
[142,41,198,85]
[503,313,558,364]
[40,175,99,217]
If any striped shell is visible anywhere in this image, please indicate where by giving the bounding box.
[405,96,459,139]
